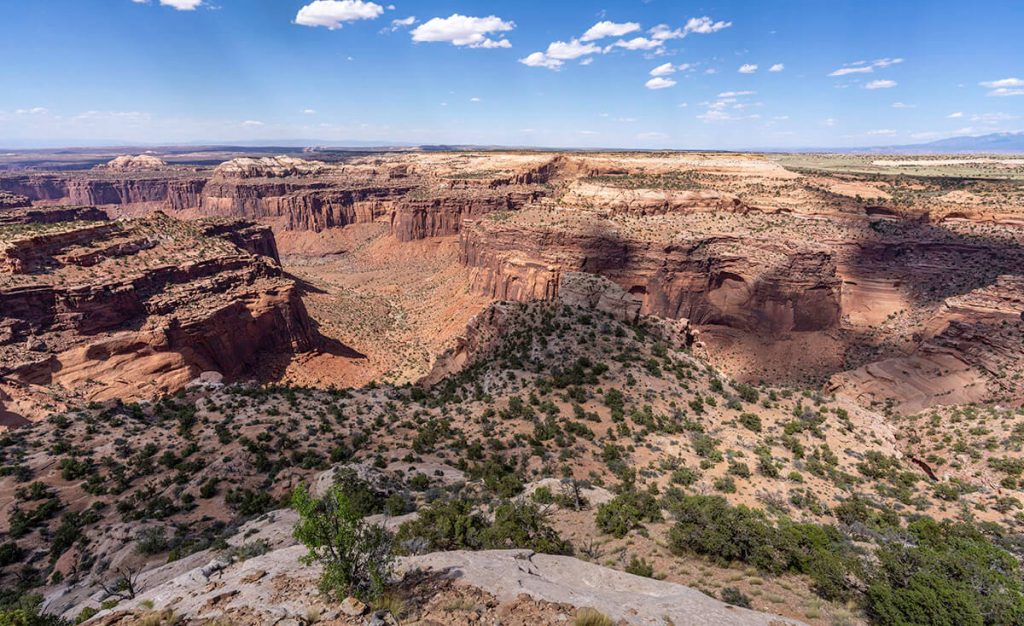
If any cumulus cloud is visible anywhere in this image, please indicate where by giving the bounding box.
[649,62,676,77]
[718,91,755,98]
[683,16,732,35]
[646,16,731,42]
[981,78,1024,97]
[645,77,676,90]
[828,57,903,77]
[295,0,384,29]
[738,64,758,74]
[519,39,601,70]
[613,37,662,51]
[411,14,514,48]
[865,79,897,89]
[769,63,784,72]
[580,20,640,42]
[947,111,964,118]
[133,0,204,9]
[389,15,416,30]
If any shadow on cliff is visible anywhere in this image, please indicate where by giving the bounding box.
[845,214,1024,308]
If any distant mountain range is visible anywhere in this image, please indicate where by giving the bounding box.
[858,131,1024,154]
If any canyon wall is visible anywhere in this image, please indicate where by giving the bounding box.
[459,220,842,335]
[0,210,317,420]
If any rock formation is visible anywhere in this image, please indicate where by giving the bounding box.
[96,155,168,171]
[0,209,317,422]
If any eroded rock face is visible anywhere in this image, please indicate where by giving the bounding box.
[0,210,317,422]
[459,216,842,335]
[829,275,1024,413]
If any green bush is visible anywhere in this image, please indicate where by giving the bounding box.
[596,488,662,538]
[865,518,1024,626]
[667,495,854,601]
[291,484,394,601]
[395,499,486,553]
[481,501,573,555]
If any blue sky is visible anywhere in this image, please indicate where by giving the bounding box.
[0,0,1021,149]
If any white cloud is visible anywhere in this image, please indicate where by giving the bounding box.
[242,120,265,127]
[981,77,1024,88]
[683,16,732,35]
[411,14,514,48]
[580,57,593,66]
[645,77,677,90]
[981,78,1024,97]
[823,118,836,127]
[718,91,755,98]
[581,20,640,42]
[829,66,872,77]
[649,62,676,77]
[390,15,416,30]
[829,57,903,77]
[133,0,204,9]
[519,39,601,70]
[647,16,730,42]
[15,107,48,115]
[295,0,384,29]
[947,111,964,118]
[873,57,903,68]
[519,52,562,70]
[865,79,897,89]
[470,97,481,102]
[971,112,1017,123]
[867,129,897,136]
[988,88,1024,97]
[891,102,914,108]
[613,37,662,51]
[648,24,683,41]
[769,63,784,72]
[303,108,317,114]
[738,64,758,74]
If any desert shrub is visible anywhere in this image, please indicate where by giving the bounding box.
[865,518,1024,626]
[738,413,762,432]
[574,608,614,626]
[395,499,486,553]
[595,488,662,538]
[481,501,573,555]
[291,484,394,601]
[0,594,68,626]
[667,495,854,601]
[625,556,654,578]
[720,587,752,608]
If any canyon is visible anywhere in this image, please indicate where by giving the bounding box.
[2,150,1023,416]
[1,149,1024,626]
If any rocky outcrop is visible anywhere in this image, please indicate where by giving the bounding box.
[390,188,542,241]
[212,155,330,178]
[404,550,805,626]
[0,174,207,209]
[96,155,167,171]
[0,205,107,225]
[829,275,1024,413]
[0,191,30,209]
[0,213,317,421]
[66,539,803,626]
[459,218,842,335]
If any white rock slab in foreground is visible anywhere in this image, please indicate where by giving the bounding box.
[403,549,807,626]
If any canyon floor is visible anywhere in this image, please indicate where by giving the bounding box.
[1,149,1023,626]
